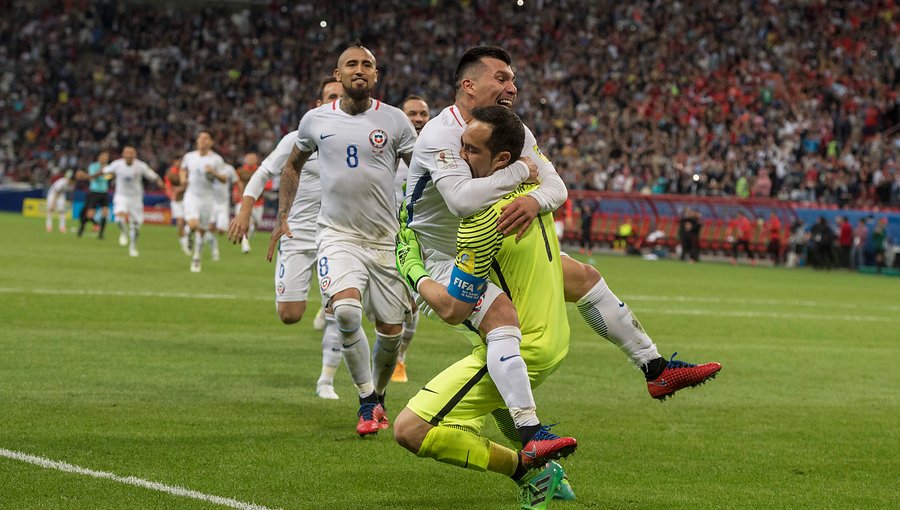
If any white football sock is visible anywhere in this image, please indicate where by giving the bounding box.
[318,313,342,386]
[333,299,373,397]
[193,231,203,258]
[576,277,660,367]
[371,332,402,396]
[485,326,539,428]
[398,310,418,362]
[205,231,218,254]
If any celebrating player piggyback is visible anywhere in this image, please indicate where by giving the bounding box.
[295,91,416,248]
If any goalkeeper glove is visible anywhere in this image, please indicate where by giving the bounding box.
[396,226,430,290]
[397,198,409,229]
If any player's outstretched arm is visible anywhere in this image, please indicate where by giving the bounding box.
[267,145,312,262]
[228,195,256,244]
[396,226,477,325]
[434,157,532,217]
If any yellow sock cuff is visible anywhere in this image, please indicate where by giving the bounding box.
[486,442,519,477]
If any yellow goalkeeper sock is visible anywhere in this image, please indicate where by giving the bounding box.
[418,426,518,476]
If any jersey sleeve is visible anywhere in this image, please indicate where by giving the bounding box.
[141,162,159,180]
[434,160,529,217]
[523,127,568,213]
[295,111,318,152]
[448,207,503,302]
[243,166,275,200]
[395,112,417,156]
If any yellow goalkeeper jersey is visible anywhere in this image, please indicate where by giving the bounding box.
[453,183,569,371]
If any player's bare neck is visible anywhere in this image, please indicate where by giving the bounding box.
[455,98,475,124]
[198,149,209,156]
[341,97,371,116]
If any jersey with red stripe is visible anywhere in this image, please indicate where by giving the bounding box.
[406,106,543,260]
[295,100,416,248]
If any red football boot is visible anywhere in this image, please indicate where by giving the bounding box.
[647,352,722,400]
[519,425,577,469]
[356,403,381,436]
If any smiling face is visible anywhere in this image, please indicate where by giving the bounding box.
[402,98,430,133]
[335,46,377,101]
[464,57,517,110]
[318,81,344,105]
[460,120,510,178]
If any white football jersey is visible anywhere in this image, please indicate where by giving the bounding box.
[47,176,70,196]
[245,130,322,251]
[395,158,409,208]
[295,99,416,248]
[212,163,238,207]
[103,158,157,198]
[182,150,226,202]
[405,105,565,259]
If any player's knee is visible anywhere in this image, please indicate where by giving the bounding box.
[479,294,519,334]
[333,299,362,333]
[277,302,307,324]
[393,408,427,454]
[562,256,601,302]
[375,322,402,337]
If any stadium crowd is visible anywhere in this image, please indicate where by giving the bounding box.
[2,0,899,207]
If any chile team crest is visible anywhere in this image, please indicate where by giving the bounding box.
[369,129,388,148]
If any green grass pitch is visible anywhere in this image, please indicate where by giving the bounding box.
[1,212,897,509]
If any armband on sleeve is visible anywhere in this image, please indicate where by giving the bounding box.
[447,264,488,303]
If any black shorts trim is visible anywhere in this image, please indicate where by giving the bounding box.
[428,364,489,426]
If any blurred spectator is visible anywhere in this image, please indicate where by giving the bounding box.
[614,218,633,251]
[872,220,887,272]
[1,0,897,205]
[836,216,853,268]
[727,211,754,265]
[766,212,783,265]
[786,220,807,268]
[577,200,595,255]
[809,216,836,269]
[678,207,701,263]
[850,218,869,269]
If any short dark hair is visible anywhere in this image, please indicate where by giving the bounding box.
[318,76,338,101]
[454,46,512,89]
[470,106,524,162]
[401,94,427,108]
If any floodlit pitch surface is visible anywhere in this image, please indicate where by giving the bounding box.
[1,213,897,510]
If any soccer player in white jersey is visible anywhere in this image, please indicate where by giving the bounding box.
[181,131,227,273]
[207,162,240,262]
[268,43,417,436]
[103,146,164,257]
[405,47,721,420]
[391,95,430,384]
[45,170,73,233]
[234,152,262,253]
[229,76,345,400]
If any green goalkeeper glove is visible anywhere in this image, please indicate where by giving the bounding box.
[397,197,409,229]
[396,226,430,290]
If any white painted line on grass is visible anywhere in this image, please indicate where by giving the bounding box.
[0,447,280,510]
[0,287,271,302]
[2,287,894,322]
[631,307,897,323]
[626,294,900,312]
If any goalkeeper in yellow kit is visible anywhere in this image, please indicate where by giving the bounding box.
[394,106,575,509]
